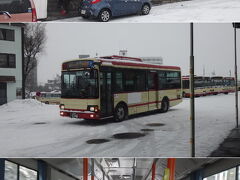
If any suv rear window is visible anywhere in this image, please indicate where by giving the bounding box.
[0,0,32,14]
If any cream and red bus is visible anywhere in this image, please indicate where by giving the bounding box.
[59,56,182,121]
[182,76,235,98]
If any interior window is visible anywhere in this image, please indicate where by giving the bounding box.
[19,166,37,180]
[4,161,18,180]
[203,167,236,180]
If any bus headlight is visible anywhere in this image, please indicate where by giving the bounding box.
[59,104,65,110]
[88,105,99,112]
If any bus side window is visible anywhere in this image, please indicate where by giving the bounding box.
[135,70,146,91]
[124,71,135,92]
[158,71,181,89]
[158,71,167,90]
[115,72,123,92]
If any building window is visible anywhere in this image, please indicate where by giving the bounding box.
[0,29,15,41]
[16,88,22,98]
[4,160,38,180]
[0,54,16,68]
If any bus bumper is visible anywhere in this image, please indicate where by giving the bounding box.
[60,110,100,120]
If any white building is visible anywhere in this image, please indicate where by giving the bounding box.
[0,24,24,105]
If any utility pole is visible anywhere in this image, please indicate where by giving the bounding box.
[233,23,240,128]
[190,23,195,157]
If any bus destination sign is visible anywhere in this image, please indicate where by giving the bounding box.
[62,60,94,70]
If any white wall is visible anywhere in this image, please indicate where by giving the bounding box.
[0,24,23,102]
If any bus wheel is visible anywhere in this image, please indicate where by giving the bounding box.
[114,104,128,122]
[45,101,49,104]
[160,98,169,113]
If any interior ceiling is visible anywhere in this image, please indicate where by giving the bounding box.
[40,158,218,180]
[98,158,154,180]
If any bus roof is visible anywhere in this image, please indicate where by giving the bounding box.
[62,57,181,71]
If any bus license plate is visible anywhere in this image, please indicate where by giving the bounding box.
[81,10,86,14]
[71,112,78,118]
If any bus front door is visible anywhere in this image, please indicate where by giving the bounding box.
[100,72,113,118]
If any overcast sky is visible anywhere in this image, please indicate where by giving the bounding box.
[38,23,239,84]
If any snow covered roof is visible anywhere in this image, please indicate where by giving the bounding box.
[62,56,180,71]
[97,56,180,70]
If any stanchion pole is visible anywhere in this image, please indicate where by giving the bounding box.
[83,158,88,180]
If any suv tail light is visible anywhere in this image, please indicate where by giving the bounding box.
[91,0,102,4]
[32,8,37,22]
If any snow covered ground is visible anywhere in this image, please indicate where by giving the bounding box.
[56,0,240,22]
[0,94,236,157]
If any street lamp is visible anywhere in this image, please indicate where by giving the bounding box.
[190,23,195,157]
[232,23,240,128]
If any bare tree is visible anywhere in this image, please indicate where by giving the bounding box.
[23,23,46,97]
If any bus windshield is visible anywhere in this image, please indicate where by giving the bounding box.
[61,70,98,98]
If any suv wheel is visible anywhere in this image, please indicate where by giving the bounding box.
[142,4,150,15]
[98,9,111,22]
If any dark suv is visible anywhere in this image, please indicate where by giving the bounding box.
[79,0,151,22]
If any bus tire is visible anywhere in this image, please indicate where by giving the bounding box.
[45,101,49,104]
[114,103,128,122]
[160,98,169,113]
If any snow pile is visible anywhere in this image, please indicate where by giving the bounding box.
[1,99,44,111]
[0,99,58,125]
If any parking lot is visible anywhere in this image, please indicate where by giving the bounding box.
[0,93,236,157]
